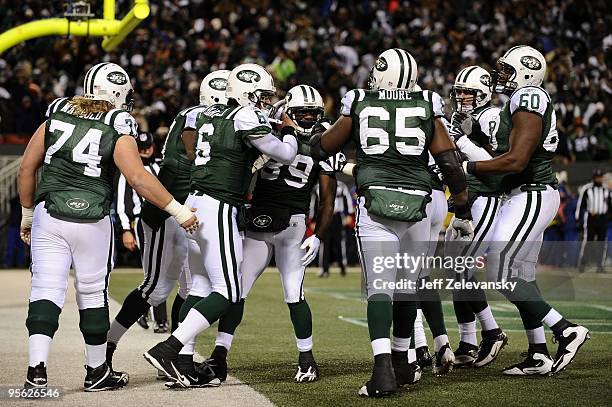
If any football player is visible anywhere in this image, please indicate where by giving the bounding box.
[200,85,342,384]
[105,70,230,385]
[143,63,299,387]
[461,46,590,375]
[304,48,474,397]
[18,62,198,391]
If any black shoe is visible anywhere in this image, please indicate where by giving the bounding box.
[473,330,508,368]
[433,343,454,376]
[198,346,228,382]
[550,324,590,375]
[295,351,320,383]
[106,342,117,371]
[143,342,188,387]
[415,346,433,369]
[391,351,421,386]
[358,354,398,397]
[503,351,553,376]
[454,341,478,367]
[84,363,128,392]
[137,315,149,330]
[24,362,47,388]
[166,360,220,388]
[154,322,169,334]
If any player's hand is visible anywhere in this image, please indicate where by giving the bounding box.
[180,209,199,234]
[325,152,347,172]
[278,112,296,131]
[122,231,137,251]
[451,112,473,136]
[449,112,468,142]
[20,206,34,245]
[300,235,321,266]
[445,218,475,242]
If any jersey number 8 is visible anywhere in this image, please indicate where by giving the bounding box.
[359,106,427,156]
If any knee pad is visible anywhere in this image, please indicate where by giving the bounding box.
[26,300,61,337]
[79,307,110,345]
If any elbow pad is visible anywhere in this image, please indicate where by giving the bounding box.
[434,149,467,195]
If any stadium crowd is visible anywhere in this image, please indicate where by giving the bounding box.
[0,0,611,161]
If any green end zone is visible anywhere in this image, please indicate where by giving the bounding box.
[110,269,612,407]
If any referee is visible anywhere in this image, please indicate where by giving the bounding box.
[576,168,611,273]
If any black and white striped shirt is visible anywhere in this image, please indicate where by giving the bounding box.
[575,182,611,220]
[116,160,160,231]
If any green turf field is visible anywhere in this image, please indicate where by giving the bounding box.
[109,268,612,407]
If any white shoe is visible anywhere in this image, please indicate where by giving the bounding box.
[503,352,553,376]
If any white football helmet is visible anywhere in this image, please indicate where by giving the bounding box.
[226,63,276,109]
[83,62,134,111]
[413,84,422,91]
[491,45,546,95]
[368,48,418,91]
[284,85,325,138]
[451,66,492,113]
[200,70,230,106]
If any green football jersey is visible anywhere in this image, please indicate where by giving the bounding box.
[191,104,270,207]
[341,88,445,193]
[141,105,205,227]
[35,97,138,220]
[466,105,504,197]
[495,86,558,191]
[251,143,335,215]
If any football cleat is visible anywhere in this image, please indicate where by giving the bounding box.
[454,341,478,367]
[391,351,421,386]
[473,330,508,368]
[137,314,149,330]
[358,354,398,398]
[165,361,220,389]
[503,351,553,376]
[550,325,590,375]
[84,363,128,392]
[433,343,454,376]
[295,351,320,383]
[198,346,228,382]
[24,362,47,388]
[415,346,433,369]
[143,342,189,387]
[154,322,169,334]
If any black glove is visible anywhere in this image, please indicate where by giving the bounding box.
[311,118,332,139]
[449,112,469,142]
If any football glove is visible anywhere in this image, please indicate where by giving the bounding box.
[445,218,475,242]
[300,235,321,266]
[20,206,34,245]
[451,111,473,136]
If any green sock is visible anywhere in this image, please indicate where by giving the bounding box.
[418,277,447,337]
[368,294,392,341]
[79,307,110,345]
[502,279,551,321]
[288,300,313,339]
[452,290,476,324]
[179,295,204,322]
[26,300,62,337]
[392,297,417,338]
[193,292,231,325]
[218,299,245,335]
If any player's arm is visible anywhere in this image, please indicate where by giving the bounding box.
[114,136,198,232]
[248,114,298,164]
[301,173,336,266]
[17,122,46,244]
[181,129,196,162]
[465,111,540,175]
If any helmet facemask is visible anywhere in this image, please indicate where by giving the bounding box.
[287,106,324,139]
[122,89,135,112]
[451,86,488,113]
[490,60,517,96]
[249,89,276,114]
[367,67,378,90]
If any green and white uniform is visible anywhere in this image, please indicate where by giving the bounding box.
[29,97,137,349]
[137,106,207,306]
[342,88,444,297]
[484,86,560,283]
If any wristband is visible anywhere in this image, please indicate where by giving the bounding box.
[21,206,34,228]
[280,126,296,136]
[466,161,476,174]
[164,199,193,224]
[342,162,356,177]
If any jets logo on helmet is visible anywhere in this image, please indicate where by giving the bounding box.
[236,70,261,83]
[368,48,418,91]
[490,45,547,95]
[285,85,324,139]
[226,63,276,111]
[83,62,134,111]
[200,70,230,106]
[451,66,492,113]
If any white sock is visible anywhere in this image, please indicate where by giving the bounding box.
[85,343,106,368]
[216,332,235,351]
[458,321,478,346]
[391,336,411,352]
[526,327,546,344]
[413,309,428,348]
[179,337,195,355]
[433,334,449,352]
[29,334,52,367]
[296,336,313,352]
[475,306,499,331]
[371,338,391,356]
[107,320,128,344]
[172,309,210,345]
[407,348,417,363]
[542,308,563,328]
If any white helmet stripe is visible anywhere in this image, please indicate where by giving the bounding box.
[393,48,406,88]
[87,62,110,94]
[403,50,415,89]
[300,85,309,102]
[503,45,526,59]
[308,86,316,103]
[460,66,478,83]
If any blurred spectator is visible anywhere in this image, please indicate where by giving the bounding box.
[2,195,27,268]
